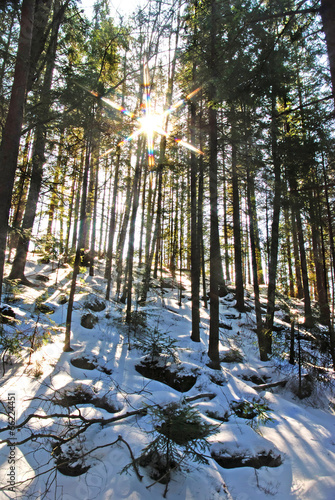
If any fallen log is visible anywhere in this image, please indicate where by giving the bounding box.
[253,379,288,391]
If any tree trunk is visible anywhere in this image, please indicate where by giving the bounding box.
[65,135,92,352]
[190,95,200,342]
[320,0,335,106]
[310,190,330,326]
[125,140,143,321]
[231,130,244,311]
[9,0,63,283]
[207,0,224,369]
[115,152,134,299]
[7,131,32,262]
[284,206,295,297]
[0,0,35,301]
[247,161,265,359]
[105,147,120,299]
[264,94,282,356]
[89,147,99,276]
[291,193,313,327]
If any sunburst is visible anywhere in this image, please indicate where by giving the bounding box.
[87,62,203,165]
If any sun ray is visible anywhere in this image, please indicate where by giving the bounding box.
[83,64,203,162]
[174,138,204,155]
[100,96,135,118]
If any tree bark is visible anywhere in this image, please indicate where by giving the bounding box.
[125,140,143,321]
[105,147,120,299]
[320,0,335,106]
[246,158,265,359]
[0,0,35,301]
[264,94,282,356]
[64,134,92,351]
[190,95,200,342]
[9,0,63,282]
[231,129,244,312]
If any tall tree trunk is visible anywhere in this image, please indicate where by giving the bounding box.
[249,172,264,285]
[71,151,84,253]
[9,0,63,282]
[89,148,99,276]
[7,131,32,262]
[141,161,163,302]
[290,204,303,298]
[115,153,134,299]
[98,158,108,258]
[320,0,335,106]
[290,190,313,327]
[198,99,208,309]
[46,130,64,238]
[284,206,295,297]
[231,129,244,311]
[0,0,35,301]
[322,156,335,369]
[207,0,223,369]
[138,164,148,266]
[264,94,282,356]
[310,189,330,325]
[247,161,265,359]
[105,147,120,299]
[125,140,143,321]
[65,134,92,351]
[190,93,200,342]
[64,160,79,262]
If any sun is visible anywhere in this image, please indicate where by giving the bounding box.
[138,114,163,134]
[87,62,203,165]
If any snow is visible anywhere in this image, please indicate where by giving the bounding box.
[0,256,335,499]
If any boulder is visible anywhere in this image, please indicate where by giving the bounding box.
[80,312,98,329]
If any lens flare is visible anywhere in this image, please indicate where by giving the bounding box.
[85,64,203,163]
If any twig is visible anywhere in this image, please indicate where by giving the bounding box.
[253,379,288,391]
[118,435,143,481]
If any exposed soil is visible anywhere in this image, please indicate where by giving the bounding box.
[212,450,282,469]
[135,360,197,392]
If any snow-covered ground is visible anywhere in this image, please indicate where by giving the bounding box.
[0,256,334,499]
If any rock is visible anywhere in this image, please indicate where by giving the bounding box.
[36,303,55,314]
[80,312,98,329]
[0,305,16,323]
[219,322,232,330]
[84,295,106,312]
[220,349,243,363]
[35,274,49,282]
[135,360,197,392]
[70,356,113,375]
[212,450,282,469]
[71,357,96,370]
[80,250,90,267]
[58,294,68,305]
[55,385,120,414]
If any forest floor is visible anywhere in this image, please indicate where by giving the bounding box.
[0,254,335,500]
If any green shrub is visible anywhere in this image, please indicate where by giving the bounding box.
[134,327,178,363]
[123,402,218,493]
[231,399,274,428]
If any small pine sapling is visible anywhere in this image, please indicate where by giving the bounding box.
[231,399,274,429]
[135,327,178,364]
[122,401,219,496]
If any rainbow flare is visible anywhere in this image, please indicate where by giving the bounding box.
[87,64,203,164]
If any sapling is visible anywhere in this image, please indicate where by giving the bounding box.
[231,398,274,429]
[134,327,178,364]
[122,401,219,497]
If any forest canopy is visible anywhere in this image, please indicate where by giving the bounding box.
[0,0,334,367]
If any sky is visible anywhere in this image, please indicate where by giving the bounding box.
[80,0,148,20]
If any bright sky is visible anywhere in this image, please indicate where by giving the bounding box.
[80,0,148,20]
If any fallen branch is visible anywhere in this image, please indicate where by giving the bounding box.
[0,393,216,446]
[253,379,288,391]
[185,393,216,402]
